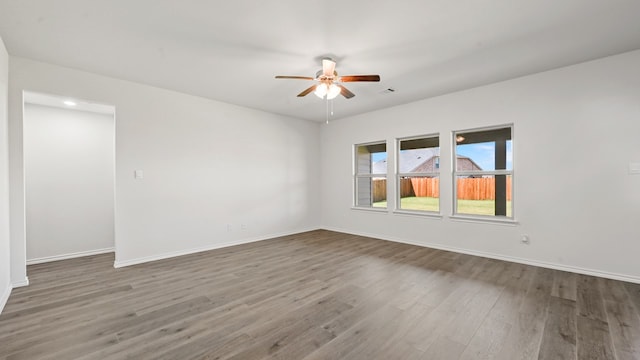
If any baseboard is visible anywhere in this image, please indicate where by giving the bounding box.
[12,277,29,288]
[114,227,320,268]
[321,226,640,284]
[0,281,11,315]
[27,247,115,265]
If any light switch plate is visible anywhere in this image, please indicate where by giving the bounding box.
[630,162,640,175]
[134,170,144,179]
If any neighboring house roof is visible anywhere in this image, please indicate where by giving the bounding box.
[399,148,439,173]
[372,148,482,173]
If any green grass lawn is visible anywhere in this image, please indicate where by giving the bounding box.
[457,199,512,217]
[374,197,512,217]
[374,196,439,211]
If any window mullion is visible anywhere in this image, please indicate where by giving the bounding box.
[455,170,512,176]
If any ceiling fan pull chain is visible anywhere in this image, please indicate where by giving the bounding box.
[326,97,329,124]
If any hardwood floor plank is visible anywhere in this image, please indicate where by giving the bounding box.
[7,334,119,360]
[576,316,616,360]
[459,316,511,359]
[345,304,431,360]
[604,299,640,360]
[538,296,577,360]
[624,282,640,319]
[577,274,608,322]
[551,271,577,301]
[0,285,132,322]
[493,268,554,360]
[600,279,640,360]
[224,291,353,360]
[182,333,252,360]
[420,335,465,360]
[302,305,405,360]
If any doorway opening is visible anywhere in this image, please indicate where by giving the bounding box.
[23,91,115,264]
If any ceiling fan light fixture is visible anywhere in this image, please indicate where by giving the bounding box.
[326,84,341,100]
[314,83,328,98]
[276,58,380,101]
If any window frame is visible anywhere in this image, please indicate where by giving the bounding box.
[395,134,441,216]
[353,140,388,211]
[451,124,515,223]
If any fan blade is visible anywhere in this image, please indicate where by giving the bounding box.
[340,75,380,82]
[275,76,315,80]
[322,58,336,77]
[338,85,355,99]
[297,85,317,97]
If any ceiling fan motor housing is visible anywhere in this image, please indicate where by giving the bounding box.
[315,70,338,81]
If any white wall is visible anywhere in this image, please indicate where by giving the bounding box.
[321,50,640,282]
[0,37,11,312]
[8,57,321,280]
[24,103,114,262]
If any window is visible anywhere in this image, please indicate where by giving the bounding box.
[453,126,513,218]
[354,141,387,209]
[396,136,440,213]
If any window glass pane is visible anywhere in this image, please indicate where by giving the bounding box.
[372,177,387,208]
[355,142,387,209]
[356,177,387,208]
[456,141,512,171]
[355,177,372,207]
[455,127,512,171]
[399,176,439,212]
[399,138,439,174]
[357,143,387,175]
[397,136,440,213]
[371,151,387,174]
[456,175,512,217]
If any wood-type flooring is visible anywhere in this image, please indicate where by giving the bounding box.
[1,230,639,359]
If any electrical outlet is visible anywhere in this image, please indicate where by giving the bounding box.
[520,234,530,244]
[241,224,247,230]
[227,224,232,232]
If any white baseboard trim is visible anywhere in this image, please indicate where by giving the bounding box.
[114,227,320,268]
[321,226,640,284]
[27,247,115,265]
[12,277,29,288]
[0,282,11,315]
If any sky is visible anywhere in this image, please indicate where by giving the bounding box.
[371,141,513,171]
[457,141,513,170]
[372,152,387,162]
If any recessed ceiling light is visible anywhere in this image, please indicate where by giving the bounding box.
[63,100,77,106]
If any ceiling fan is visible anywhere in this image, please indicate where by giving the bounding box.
[275,58,380,100]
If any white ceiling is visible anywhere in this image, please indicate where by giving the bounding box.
[1,0,640,122]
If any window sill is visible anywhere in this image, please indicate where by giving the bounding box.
[449,215,518,226]
[351,206,388,213]
[393,210,443,219]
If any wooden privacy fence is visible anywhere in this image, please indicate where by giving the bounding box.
[372,177,512,202]
[456,177,512,200]
[372,179,388,202]
[410,178,439,198]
